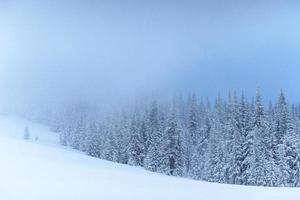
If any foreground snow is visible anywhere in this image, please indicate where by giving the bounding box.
[0,115,299,200]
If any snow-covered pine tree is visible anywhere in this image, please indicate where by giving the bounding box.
[275,90,291,147]
[206,94,226,183]
[274,90,292,185]
[128,113,146,166]
[265,100,281,186]
[59,123,68,146]
[78,118,87,151]
[102,119,119,162]
[223,91,239,184]
[115,114,131,164]
[161,104,185,176]
[58,107,74,146]
[284,132,300,187]
[85,120,102,158]
[144,101,164,172]
[252,89,265,185]
[274,90,300,187]
[186,94,199,175]
[234,93,254,185]
[190,98,210,180]
[251,89,275,186]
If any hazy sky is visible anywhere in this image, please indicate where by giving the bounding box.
[0,0,300,112]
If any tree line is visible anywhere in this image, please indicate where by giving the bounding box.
[49,90,300,187]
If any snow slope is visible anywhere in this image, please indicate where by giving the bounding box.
[0,115,299,200]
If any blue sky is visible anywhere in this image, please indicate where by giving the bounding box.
[0,0,299,110]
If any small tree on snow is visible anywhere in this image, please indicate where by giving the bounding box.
[23,126,30,140]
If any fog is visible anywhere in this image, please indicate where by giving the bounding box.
[0,0,300,114]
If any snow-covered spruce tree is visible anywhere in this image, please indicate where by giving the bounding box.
[265,100,282,187]
[160,104,185,176]
[144,101,164,172]
[222,91,239,184]
[284,132,300,187]
[63,107,79,149]
[102,118,119,162]
[173,95,189,174]
[274,90,292,185]
[251,89,279,186]
[275,90,290,148]
[186,94,199,175]
[114,114,131,164]
[176,94,188,128]
[57,107,73,146]
[78,118,88,151]
[66,103,90,151]
[190,98,210,180]
[206,95,227,183]
[85,120,102,158]
[128,114,146,166]
[59,123,68,146]
[63,119,76,147]
[274,90,300,187]
[234,93,254,185]
[294,104,300,143]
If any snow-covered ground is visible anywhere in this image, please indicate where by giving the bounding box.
[0,114,299,200]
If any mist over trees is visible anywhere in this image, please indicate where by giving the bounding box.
[48,90,300,187]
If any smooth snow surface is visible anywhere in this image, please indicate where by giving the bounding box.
[0,114,299,200]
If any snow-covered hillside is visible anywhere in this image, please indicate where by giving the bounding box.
[0,115,299,200]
